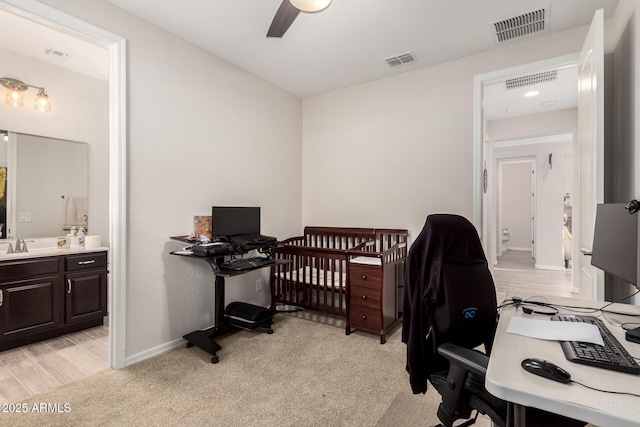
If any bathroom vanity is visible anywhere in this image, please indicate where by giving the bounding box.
[0,247,108,351]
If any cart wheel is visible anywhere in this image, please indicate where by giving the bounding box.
[211,355,219,364]
[186,342,194,348]
[267,328,274,334]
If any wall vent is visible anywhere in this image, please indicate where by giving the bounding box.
[44,48,70,58]
[493,6,549,44]
[384,51,415,67]
[505,70,558,90]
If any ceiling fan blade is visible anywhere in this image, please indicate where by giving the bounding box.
[267,0,300,38]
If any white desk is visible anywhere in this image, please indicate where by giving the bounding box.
[486,293,640,427]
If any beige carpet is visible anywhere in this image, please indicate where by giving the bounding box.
[1,314,464,427]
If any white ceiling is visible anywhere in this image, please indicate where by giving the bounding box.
[0,9,108,81]
[0,0,620,119]
[483,66,579,120]
[105,0,618,99]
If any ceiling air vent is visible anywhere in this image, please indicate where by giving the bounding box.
[505,70,558,90]
[44,48,70,59]
[384,51,416,67]
[493,6,549,44]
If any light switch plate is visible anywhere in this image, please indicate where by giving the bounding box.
[18,212,32,222]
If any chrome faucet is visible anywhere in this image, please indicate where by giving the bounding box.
[0,241,14,254]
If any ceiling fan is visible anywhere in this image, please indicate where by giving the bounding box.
[267,0,332,38]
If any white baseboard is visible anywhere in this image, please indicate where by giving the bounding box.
[125,337,186,367]
[534,264,565,271]
[506,246,532,252]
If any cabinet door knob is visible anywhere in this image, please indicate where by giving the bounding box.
[362,315,367,319]
[362,275,367,280]
[362,295,367,300]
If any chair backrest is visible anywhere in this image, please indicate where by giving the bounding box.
[416,214,497,353]
[433,262,497,351]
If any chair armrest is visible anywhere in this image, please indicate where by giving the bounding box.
[437,343,488,377]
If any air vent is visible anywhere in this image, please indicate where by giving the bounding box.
[384,51,415,67]
[493,6,549,44]
[505,70,558,90]
[44,48,70,59]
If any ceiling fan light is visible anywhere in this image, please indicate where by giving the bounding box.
[289,0,331,13]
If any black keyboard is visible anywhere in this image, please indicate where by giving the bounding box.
[221,257,273,271]
[551,314,640,374]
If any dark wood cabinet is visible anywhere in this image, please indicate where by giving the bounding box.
[0,251,107,351]
[0,274,61,340]
[347,261,401,344]
[65,253,108,324]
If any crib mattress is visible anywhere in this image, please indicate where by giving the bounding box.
[276,266,347,289]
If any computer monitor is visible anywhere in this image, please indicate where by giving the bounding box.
[211,206,260,237]
[591,203,640,289]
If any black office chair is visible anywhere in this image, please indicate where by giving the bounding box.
[402,214,586,427]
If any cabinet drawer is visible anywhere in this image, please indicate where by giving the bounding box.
[349,264,381,289]
[349,305,381,331]
[350,284,380,310]
[65,252,107,272]
[0,258,59,282]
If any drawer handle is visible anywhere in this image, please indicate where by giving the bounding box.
[362,315,367,319]
[362,275,367,280]
[79,260,96,265]
[362,295,367,300]
[67,279,72,294]
[0,289,3,306]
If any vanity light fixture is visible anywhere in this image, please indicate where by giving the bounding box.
[289,0,332,13]
[0,77,51,112]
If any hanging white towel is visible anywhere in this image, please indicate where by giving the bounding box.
[63,196,88,227]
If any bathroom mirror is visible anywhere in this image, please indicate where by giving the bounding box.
[0,131,88,239]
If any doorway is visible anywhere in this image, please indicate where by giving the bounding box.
[474,58,579,300]
[496,158,535,269]
[0,1,128,369]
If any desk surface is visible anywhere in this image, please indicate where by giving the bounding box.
[486,293,640,427]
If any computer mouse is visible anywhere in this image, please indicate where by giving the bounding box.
[521,358,572,384]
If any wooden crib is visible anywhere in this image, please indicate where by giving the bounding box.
[270,227,408,340]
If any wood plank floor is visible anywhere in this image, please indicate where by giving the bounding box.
[0,324,108,405]
[493,250,574,303]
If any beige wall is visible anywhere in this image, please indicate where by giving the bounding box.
[302,26,589,241]
[0,48,109,241]
[34,0,303,361]
[19,0,640,361]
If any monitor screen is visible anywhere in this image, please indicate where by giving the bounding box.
[591,203,640,287]
[211,206,260,237]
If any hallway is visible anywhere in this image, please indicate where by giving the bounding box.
[493,250,574,303]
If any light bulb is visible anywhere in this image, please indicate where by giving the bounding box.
[6,88,25,107]
[34,89,51,112]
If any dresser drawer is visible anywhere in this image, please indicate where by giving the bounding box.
[0,257,59,282]
[349,264,381,289]
[350,284,380,310]
[65,252,107,272]
[349,305,382,331]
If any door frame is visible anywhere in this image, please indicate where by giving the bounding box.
[0,0,128,369]
[473,54,578,273]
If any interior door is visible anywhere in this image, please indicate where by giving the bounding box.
[574,9,604,300]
